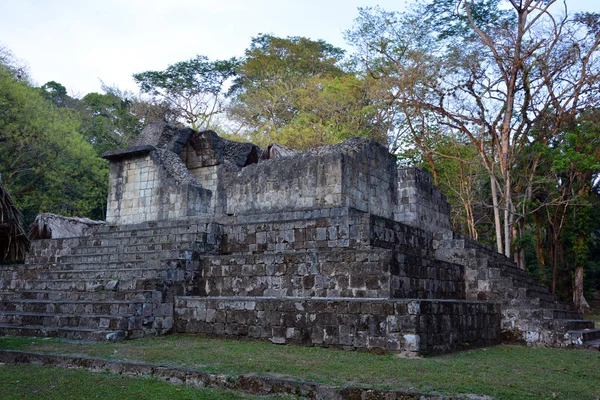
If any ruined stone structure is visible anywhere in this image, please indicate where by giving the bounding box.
[0,122,598,354]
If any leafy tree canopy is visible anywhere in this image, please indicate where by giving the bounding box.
[230,34,347,94]
[133,55,238,129]
[0,60,107,224]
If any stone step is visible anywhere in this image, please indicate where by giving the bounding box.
[0,299,152,315]
[2,259,185,273]
[25,221,221,262]
[499,266,540,283]
[36,267,185,282]
[550,319,595,331]
[0,268,40,280]
[27,249,192,265]
[539,298,573,312]
[27,240,203,259]
[0,299,150,316]
[486,281,552,299]
[584,339,600,348]
[566,328,600,344]
[0,323,118,341]
[33,221,214,246]
[508,276,551,293]
[0,290,161,302]
[0,311,142,331]
[24,278,140,292]
[525,287,558,302]
[545,308,583,320]
[92,219,215,235]
[34,242,195,257]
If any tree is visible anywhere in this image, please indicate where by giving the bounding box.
[0,58,107,224]
[534,110,600,309]
[80,89,143,154]
[347,1,600,264]
[229,34,386,148]
[0,45,28,81]
[133,55,238,130]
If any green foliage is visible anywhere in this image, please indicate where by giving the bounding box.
[520,110,600,296]
[0,62,107,224]
[133,55,238,129]
[230,34,346,93]
[230,34,384,149]
[80,90,143,154]
[424,0,515,40]
[0,364,259,400]
[3,336,599,400]
[39,80,72,108]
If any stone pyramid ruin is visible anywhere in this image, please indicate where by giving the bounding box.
[1,122,598,355]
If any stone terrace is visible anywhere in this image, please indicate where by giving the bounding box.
[0,122,598,354]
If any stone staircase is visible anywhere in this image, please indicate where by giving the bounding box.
[0,219,221,341]
[433,231,600,348]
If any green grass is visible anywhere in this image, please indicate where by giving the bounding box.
[0,363,268,399]
[1,335,599,400]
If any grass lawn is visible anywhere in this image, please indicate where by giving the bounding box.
[0,335,599,399]
[0,363,274,399]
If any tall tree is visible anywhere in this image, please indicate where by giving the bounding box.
[229,34,386,148]
[79,90,143,154]
[133,55,238,130]
[0,58,107,223]
[536,110,600,309]
[348,1,600,263]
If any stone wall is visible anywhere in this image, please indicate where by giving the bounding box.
[223,149,345,216]
[181,141,220,203]
[395,168,451,232]
[340,139,398,219]
[174,296,501,355]
[103,148,212,225]
[197,249,393,298]
[209,210,465,300]
[102,124,453,236]
[223,210,370,254]
[222,138,399,220]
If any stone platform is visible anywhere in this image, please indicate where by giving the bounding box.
[1,122,598,353]
[175,296,499,355]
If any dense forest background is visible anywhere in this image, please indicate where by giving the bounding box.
[1,0,598,308]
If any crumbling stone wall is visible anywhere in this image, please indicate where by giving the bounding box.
[6,123,590,352]
[214,211,465,300]
[102,123,452,232]
[198,249,393,298]
[223,148,346,216]
[395,168,451,232]
[174,296,500,355]
[103,147,211,225]
[180,130,261,213]
[222,138,398,219]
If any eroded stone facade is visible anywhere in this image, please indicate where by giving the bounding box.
[96,123,599,351]
[1,122,597,354]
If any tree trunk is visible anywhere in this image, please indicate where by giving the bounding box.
[573,266,590,313]
[466,201,478,240]
[552,234,560,294]
[503,189,511,257]
[512,224,525,269]
[534,213,545,267]
[490,174,503,254]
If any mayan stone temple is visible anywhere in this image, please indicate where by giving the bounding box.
[1,122,598,355]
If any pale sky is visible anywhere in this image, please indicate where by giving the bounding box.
[2,0,599,96]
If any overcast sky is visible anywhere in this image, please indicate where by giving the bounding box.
[2,0,599,96]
